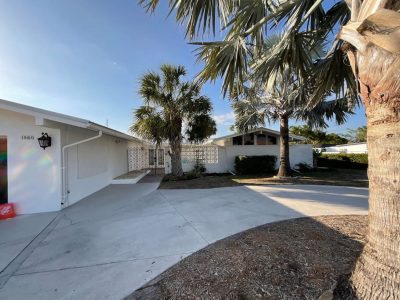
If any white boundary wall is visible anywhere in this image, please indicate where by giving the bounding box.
[182,144,313,173]
[316,143,367,154]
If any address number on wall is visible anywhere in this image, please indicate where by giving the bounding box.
[21,135,35,140]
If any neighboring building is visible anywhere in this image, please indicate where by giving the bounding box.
[315,142,368,154]
[128,128,313,174]
[0,99,143,214]
[194,128,311,173]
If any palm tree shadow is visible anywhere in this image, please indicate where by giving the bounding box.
[125,184,367,299]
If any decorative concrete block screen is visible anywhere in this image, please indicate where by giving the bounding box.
[128,147,149,171]
[181,145,218,164]
[128,146,166,171]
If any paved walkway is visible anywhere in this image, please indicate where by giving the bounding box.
[0,212,57,273]
[0,180,368,299]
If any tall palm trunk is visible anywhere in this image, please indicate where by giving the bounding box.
[169,135,184,176]
[277,114,291,177]
[348,47,400,298]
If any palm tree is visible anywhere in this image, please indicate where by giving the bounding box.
[232,73,350,177]
[131,64,216,176]
[231,36,351,177]
[140,1,400,297]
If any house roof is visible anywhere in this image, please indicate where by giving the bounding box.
[0,98,142,142]
[209,127,306,142]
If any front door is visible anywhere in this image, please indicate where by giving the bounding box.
[0,137,7,204]
[148,148,165,167]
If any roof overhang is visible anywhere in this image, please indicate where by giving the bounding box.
[209,127,306,142]
[0,98,142,142]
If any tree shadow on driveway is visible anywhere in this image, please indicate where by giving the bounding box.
[0,184,368,299]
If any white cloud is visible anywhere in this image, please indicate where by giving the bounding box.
[213,111,235,125]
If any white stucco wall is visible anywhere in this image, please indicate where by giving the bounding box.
[318,143,368,154]
[182,144,313,173]
[60,125,129,206]
[0,109,62,214]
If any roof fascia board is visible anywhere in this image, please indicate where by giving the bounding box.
[0,99,143,141]
[211,127,306,142]
[88,122,142,142]
[0,99,89,128]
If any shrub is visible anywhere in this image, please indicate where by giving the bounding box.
[192,161,206,175]
[317,153,368,169]
[313,149,322,159]
[235,155,277,175]
[162,172,200,182]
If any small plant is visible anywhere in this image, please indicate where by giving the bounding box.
[193,161,206,175]
[162,172,200,182]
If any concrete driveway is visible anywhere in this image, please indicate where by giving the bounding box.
[0,179,368,299]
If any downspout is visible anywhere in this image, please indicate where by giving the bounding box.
[61,131,103,207]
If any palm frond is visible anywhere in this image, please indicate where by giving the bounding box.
[139,0,234,39]
[309,40,359,109]
[252,31,324,91]
[138,72,162,104]
[130,106,165,145]
[161,64,186,94]
[297,97,353,128]
[193,35,249,96]
[186,115,217,143]
[232,98,268,132]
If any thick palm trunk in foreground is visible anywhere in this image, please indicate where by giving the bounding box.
[277,115,291,177]
[338,3,400,297]
[350,56,400,299]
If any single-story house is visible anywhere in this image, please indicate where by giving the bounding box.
[0,99,143,214]
[127,128,313,174]
[315,142,368,154]
[181,128,312,173]
[1,99,312,215]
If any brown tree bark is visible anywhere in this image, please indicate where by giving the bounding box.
[169,135,184,176]
[349,46,400,299]
[277,114,291,177]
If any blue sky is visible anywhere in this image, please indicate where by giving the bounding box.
[0,0,366,137]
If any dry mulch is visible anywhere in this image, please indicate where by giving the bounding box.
[159,169,368,189]
[236,169,368,188]
[126,215,367,300]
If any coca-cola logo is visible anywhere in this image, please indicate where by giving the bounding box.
[0,205,11,215]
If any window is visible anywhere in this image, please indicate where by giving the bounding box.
[157,149,164,166]
[244,133,254,145]
[267,136,277,145]
[256,134,267,145]
[149,149,155,166]
[232,136,243,145]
